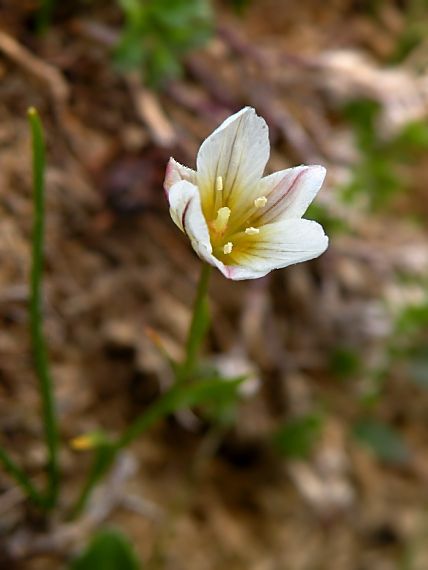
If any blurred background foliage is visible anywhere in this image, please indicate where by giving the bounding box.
[342,99,428,211]
[114,0,213,86]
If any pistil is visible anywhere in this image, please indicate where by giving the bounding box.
[223,242,233,254]
[211,206,231,234]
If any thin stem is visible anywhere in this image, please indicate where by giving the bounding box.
[28,108,59,509]
[117,386,183,450]
[0,447,45,507]
[180,263,212,381]
[68,444,115,520]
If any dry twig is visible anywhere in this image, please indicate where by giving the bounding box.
[126,73,177,148]
[0,30,69,106]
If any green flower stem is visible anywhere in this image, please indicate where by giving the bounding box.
[28,108,60,509]
[179,263,212,382]
[0,447,45,507]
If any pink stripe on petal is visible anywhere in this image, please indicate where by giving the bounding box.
[259,169,306,222]
[254,165,326,224]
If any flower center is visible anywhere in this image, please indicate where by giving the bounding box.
[208,194,268,262]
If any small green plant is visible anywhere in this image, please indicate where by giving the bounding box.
[73,106,329,514]
[342,99,428,210]
[114,0,214,86]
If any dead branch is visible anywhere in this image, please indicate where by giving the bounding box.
[0,29,69,106]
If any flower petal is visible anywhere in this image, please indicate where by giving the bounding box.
[251,165,326,225]
[168,180,213,260]
[164,157,196,194]
[224,218,329,280]
[218,264,268,281]
[196,107,269,218]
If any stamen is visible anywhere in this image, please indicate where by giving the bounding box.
[216,176,223,192]
[223,242,233,254]
[245,227,260,235]
[212,206,231,234]
[254,196,267,208]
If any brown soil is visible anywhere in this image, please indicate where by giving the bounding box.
[1,1,428,569]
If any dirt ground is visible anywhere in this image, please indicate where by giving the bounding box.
[1,1,428,569]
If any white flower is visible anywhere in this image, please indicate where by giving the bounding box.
[164,107,328,280]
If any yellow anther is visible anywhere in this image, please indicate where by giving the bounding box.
[216,176,223,192]
[223,242,233,254]
[254,196,267,208]
[212,206,231,234]
[245,227,260,235]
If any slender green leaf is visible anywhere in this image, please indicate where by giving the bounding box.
[118,376,244,449]
[0,447,45,507]
[28,107,60,509]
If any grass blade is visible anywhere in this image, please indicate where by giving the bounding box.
[28,107,60,509]
[0,447,44,507]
